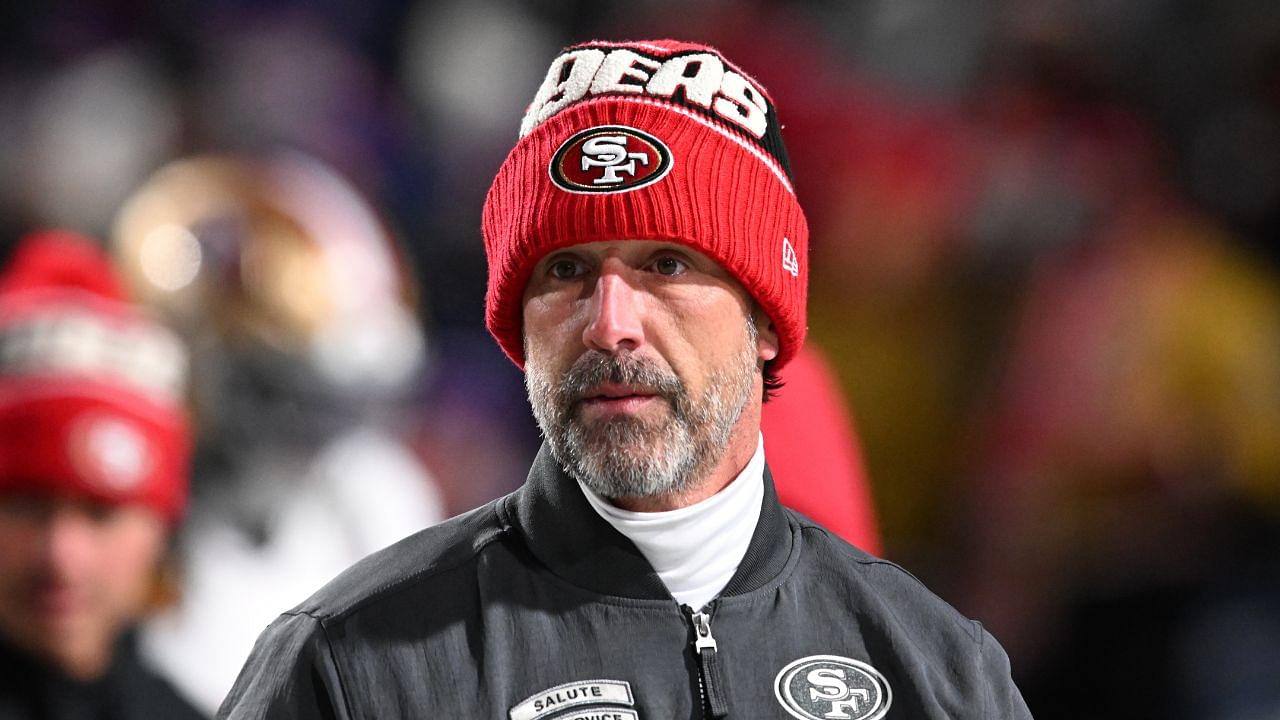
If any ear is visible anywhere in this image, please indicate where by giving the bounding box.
[752,307,779,364]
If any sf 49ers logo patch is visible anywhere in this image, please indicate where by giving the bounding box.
[70,413,154,493]
[549,125,672,193]
[774,655,892,720]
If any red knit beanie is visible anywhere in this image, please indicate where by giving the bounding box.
[0,230,190,523]
[482,39,809,370]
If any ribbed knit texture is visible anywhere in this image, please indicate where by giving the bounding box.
[482,40,809,370]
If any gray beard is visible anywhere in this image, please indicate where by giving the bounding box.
[525,330,757,500]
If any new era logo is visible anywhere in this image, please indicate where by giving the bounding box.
[782,237,799,277]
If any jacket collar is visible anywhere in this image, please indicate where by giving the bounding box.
[505,443,793,601]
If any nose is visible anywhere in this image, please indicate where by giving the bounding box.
[42,508,97,577]
[582,270,645,354]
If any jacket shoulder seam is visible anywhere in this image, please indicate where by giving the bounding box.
[296,505,512,622]
[975,619,992,716]
[318,615,356,719]
[339,523,509,618]
[795,521,926,576]
[795,520,984,644]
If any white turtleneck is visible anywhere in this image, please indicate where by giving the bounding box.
[578,434,766,610]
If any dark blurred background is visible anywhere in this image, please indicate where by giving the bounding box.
[2,1,1278,717]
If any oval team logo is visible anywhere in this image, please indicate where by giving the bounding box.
[549,125,673,193]
[774,655,892,720]
[70,413,154,493]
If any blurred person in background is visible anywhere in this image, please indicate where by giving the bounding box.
[110,154,446,715]
[0,230,204,719]
[220,39,1027,719]
[961,202,1280,720]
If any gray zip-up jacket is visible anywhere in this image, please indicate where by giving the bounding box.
[218,445,1032,719]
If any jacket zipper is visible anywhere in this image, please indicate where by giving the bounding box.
[686,605,729,718]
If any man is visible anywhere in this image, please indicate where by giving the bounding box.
[0,230,205,719]
[221,40,1032,719]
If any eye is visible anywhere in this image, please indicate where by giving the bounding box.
[85,503,120,524]
[547,257,586,281]
[651,255,688,276]
[0,494,49,521]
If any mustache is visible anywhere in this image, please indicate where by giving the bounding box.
[561,352,684,405]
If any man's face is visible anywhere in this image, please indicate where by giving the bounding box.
[522,240,778,501]
[0,493,166,679]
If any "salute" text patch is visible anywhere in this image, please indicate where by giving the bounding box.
[509,679,636,720]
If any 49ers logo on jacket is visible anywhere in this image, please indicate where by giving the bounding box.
[774,655,892,720]
[549,125,672,194]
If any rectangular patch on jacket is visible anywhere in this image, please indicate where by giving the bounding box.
[509,679,634,720]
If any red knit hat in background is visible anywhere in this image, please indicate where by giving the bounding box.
[482,39,809,370]
[0,230,190,523]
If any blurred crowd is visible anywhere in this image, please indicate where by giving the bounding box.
[0,0,1277,717]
